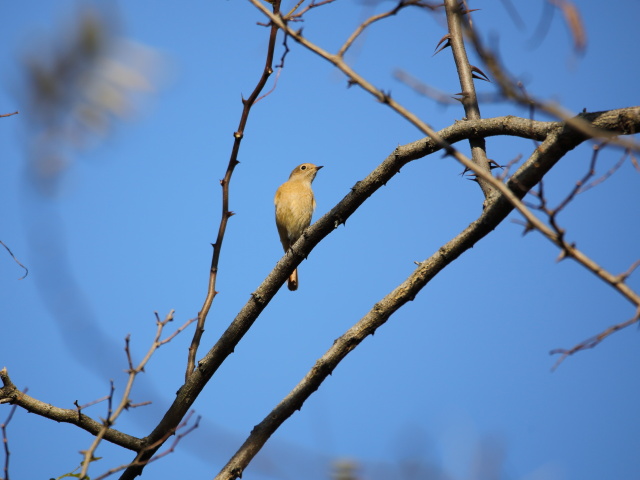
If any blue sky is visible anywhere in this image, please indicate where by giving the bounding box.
[1,1,639,480]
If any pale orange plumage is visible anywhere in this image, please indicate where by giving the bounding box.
[274,163,323,291]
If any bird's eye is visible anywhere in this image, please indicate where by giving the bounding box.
[300,165,307,170]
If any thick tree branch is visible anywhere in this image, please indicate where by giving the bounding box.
[0,368,142,451]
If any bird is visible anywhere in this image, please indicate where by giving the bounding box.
[274,163,323,291]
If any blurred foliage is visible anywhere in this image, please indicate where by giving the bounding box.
[22,7,162,195]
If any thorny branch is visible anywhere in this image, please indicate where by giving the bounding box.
[443,0,494,199]
[184,0,283,382]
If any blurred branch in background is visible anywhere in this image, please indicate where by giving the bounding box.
[22,6,162,194]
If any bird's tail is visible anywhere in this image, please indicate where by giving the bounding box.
[287,268,298,291]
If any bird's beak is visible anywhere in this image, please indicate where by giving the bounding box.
[316,165,324,170]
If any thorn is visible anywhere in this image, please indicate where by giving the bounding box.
[522,222,535,235]
[433,34,451,55]
[470,65,491,82]
[251,292,264,304]
[556,244,575,262]
[441,146,456,158]
[452,92,468,104]
[227,211,236,217]
[434,34,451,50]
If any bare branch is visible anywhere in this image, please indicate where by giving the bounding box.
[185,0,284,382]
[0,367,141,451]
[551,308,640,370]
[79,311,192,479]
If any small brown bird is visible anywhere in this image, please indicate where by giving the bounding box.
[274,163,323,291]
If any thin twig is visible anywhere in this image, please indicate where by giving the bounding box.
[337,0,430,58]
[0,241,28,280]
[552,142,601,214]
[1,388,26,480]
[289,0,337,20]
[550,308,640,370]
[578,147,628,194]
